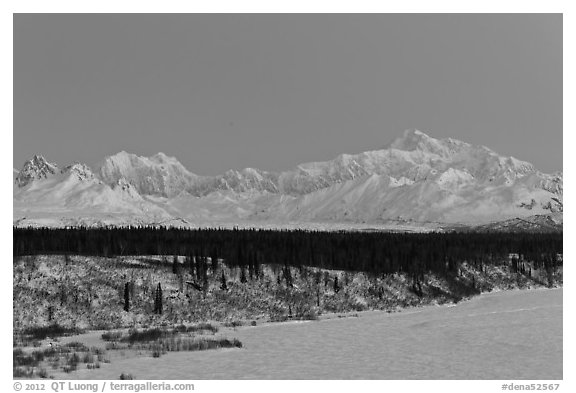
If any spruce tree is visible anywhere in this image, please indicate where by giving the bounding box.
[154,283,163,314]
[195,256,202,282]
[254,253,260,280]
[220,271,228,291]
[248,254,254,280]
[172,255,179,275]
[187,255,194,276]
[284,265,293,288]
[211,250,219,273]
[124,282,130,312]
[202,263,209,294]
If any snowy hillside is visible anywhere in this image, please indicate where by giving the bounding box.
[13,159,172,227]
[13,129,563,229]
[98,151,200,198]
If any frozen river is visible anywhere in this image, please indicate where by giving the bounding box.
[69,288,562,379]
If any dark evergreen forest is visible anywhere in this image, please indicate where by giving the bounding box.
[13,227,562,281]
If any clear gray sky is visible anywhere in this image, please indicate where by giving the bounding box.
[13,14,562,174]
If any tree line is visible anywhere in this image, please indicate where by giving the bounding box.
[13,226,562,280]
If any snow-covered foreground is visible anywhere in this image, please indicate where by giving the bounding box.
[66,288,562,379]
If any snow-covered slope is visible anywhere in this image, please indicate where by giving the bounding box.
[472,212,563,232]
[98,151,200,198]
[13,129,563,229]
[13,158,172,227]
[244,169,561,225]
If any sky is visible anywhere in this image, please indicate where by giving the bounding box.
[13,14,562,175]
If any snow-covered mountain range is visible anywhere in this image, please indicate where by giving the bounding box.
[13,129,563,230]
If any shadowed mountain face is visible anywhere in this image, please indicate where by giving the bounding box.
[13,129,563,229]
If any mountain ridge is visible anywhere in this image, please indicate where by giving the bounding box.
[13,129,563,230]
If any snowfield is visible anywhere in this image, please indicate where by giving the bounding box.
[60,288,562,380]
[13,252,562,379]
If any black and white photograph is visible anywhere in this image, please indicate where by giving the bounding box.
[10,10,566,387]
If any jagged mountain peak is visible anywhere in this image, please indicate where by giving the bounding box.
[60,162,95,181]
[28,154,56,169]
[15,155,59,187]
